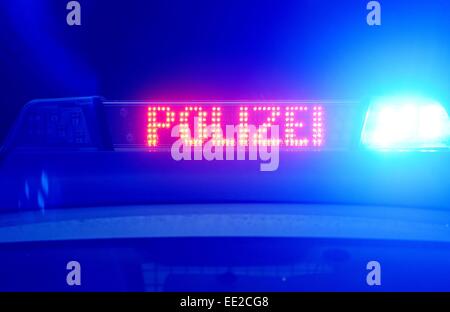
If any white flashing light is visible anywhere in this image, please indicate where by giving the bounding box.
[361,96,450,150]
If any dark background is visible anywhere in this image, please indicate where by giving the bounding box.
[1,0,449,143]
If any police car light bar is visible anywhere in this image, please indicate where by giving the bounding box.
[2,96,448,154]
[361,96,450,150]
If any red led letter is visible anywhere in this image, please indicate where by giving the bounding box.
[147,106,175,147]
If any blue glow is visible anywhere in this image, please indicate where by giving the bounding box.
[362,96,449,150]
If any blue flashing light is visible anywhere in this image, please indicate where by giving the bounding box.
[361,96,449,150]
